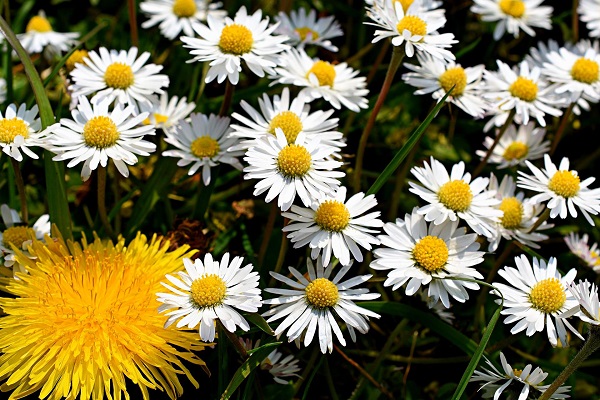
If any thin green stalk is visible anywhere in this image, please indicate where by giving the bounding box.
[194,62,210,105]
[572,0,579,42]
[293,346,320,396]
[550,102,574,156]
[128,0,139,47]
[529,207,550,233]
[10,158,28,224]
[324,358,340,400]
[219,80,235,117]
[268,219,289,287]
[473,109,516,177]
[217,320,248,358]
[193,165,220,221]
[97,167,116,240]
[258,202,278,267]
[334,345,394,399]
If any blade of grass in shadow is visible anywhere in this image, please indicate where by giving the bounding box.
[366,88,453,196]
[0,15,72,238]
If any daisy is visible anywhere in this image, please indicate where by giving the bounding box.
[470,352,571,399]
[408,157,503,239]
[492,255,581,347]
[0,104,52,162]
[230,87,344,151]
[140,0,227,40]
[371,208,484,308]
[275,8,343,52]
[486,174,552,252]
[240,340,301,385]
[17,11,78,58]
[271,48,369,112]
[482,59,564,127]
[263,256,381,354]
[47,96,157,181]
[579,0,600,38]
[282,186,383,267]
[476,122,550,169]
[138,92,196,133]
[564,233,600,272]
[69,46,170,109]
[243,130,344,211]
[162,113,244,185]
[470,0,553,40]
[181,6,289,85]
[568,280,600,325]
[366,0,457,61]
[517,154,600,225]
[402,52,488,118]
[157,252,262,342]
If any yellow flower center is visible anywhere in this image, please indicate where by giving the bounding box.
[190,136,220,158]
[570,57,600,84]
[513,369,523,377]
[529,278,566,313]
[172,0,197,18]
[2,226,36,249]
[412,235,449,272]
[104,63,135,90]
[0,118,29,144]
[25,15,53,32]
[509,77,538,102]
[499,197,523,229]
[65,49,89,72]
[305,277,339,309]
[438,180,473,212]
[548,170,580,198]
[307,61,336,87]
[218,24,254,55]
[190,273,227,308]
[394,0,415,13]
[396,15,427,37]
[503,141,529,161]
[83,116,120,149]
[295,27,320,41]
[268,111,303,143]
[499,0,526,18]
[314,200,351,232]
[276,144,312,178]
[438,67,467,96]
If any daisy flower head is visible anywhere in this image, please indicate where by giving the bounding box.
[408,156,503,239]
[402,52,488,118]
[470,0,553,40]
[140,0,227,40]
[239,340,301,385]
[517,154,600,225]
[579,0,600,38]
[568,280,600,325]
[275,8,343,52]
[476,122,550,169]
[47,96,157,181]
[157,252,262,342]
[366,0,457,61]
[0,103,51,162]
[0,233,209,400]
[470,352,571,399]
[282,186,383,267]
[492,254,581,347]
[163,113,244,185]
[243,130,344,211]
[138,92,196,133]
[17,11,78,58]
[271,48,369,112]
[564,232,600,271]
[482,59,564,127]
[69,46,170,109]
[263,256,381,354]
[181,6,289,85]
[371,208,484,308]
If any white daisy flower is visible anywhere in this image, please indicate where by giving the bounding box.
[470,0,553,40]
[181,6,289,85]
[486,174,552,252]
[239,339,301,385]
[230,87,344,152]
[517,154,600,225]
[366,0,457,61]
[471,352,571,399]
[47,96,157,181]
[371,208,484,308]
[17,11,78,58]
[163,113,243,185]
[243,130,344,211]
[157,252,262,342]
[138,93,196,133]
[476,122,550,169]
[482,59,564,127]
[408,157,503,239]
[568,280,600,325]
[275,8,343,52]
[492,255,581,347]
[0,104,51,162]
[579,0,600,38]
[270,48,369,112]
[140,0,227,40]
[282,186,383,267]
[564,233,600,272]
[402,52,488,118]
[263,256,381,354]
[69,47,170,109]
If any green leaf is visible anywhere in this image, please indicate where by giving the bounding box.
[220,341,281,400]
[243,313,274,336]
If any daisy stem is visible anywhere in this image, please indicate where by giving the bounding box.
[194,62,210,105]
[572,0,579,42]
[538,325,600,400]
[528,207,550,233]
[97,166,116,240]
[10,158,28,224]
[293,346,320,396]
[473,109,516,177]
[269,219,289,287]
[334,344,394,399]
[193,165,220,221]
[258,202,278,267]
[550,102,574,156]
[352,45,405,193]
[127,0,139,47]
[217,320,248,358]
[219,80,235,117]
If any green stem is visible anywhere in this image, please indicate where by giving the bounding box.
[10,158,28,224]
[473,109,516,177]
[193,165,220,221]
[335,344,394,399]
[194,62,210,105]
[219,80,235,117]
[572,0,579,42]
[293,346,320,396]
[97,166,116,240]
[352,45,405,192]
[217,320,248,358]
[529,207,550,233]
[268,218,289,287]
[550,102,574,156]
[258,202,278,267]
[127,0,139,47]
